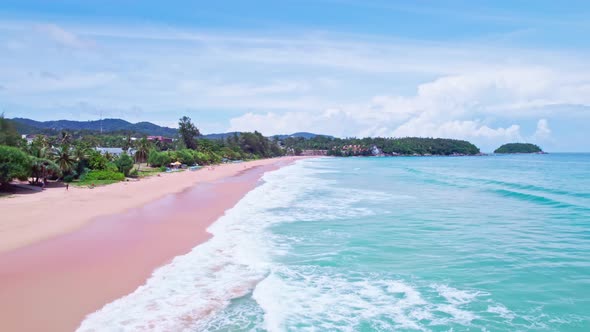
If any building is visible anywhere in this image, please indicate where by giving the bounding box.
[95,147,136,156]
[147,136,174,143]
[21,134,44,145]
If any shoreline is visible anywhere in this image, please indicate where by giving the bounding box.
[0,156,308,332]
[0,157,304,253]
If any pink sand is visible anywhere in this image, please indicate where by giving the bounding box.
[0,157,305,332]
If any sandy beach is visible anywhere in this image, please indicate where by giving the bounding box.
[0,156,306,332]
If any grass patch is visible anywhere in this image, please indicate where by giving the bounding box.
[137,167,163,178]
[70,179,122,187]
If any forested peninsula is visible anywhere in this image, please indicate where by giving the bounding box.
[281,136,481,156]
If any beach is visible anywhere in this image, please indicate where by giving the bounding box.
[0,156,305,332]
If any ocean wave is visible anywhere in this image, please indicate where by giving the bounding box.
[251,266,490,331]
[77,159,393,331]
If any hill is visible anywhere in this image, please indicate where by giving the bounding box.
[11,117,329,141]
[273,132,332,140]
[11,118,178,137]
[494,143,543,154]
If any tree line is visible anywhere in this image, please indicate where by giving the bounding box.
[280,136,481,156]
[0,115,284,188]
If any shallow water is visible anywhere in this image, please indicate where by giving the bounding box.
[80,154,590,331]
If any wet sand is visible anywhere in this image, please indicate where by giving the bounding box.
[0,157,304,332]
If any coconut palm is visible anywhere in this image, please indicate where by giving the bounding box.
[134,138,150,170]
[73,143,90,162]
[59,131,72,145]
[52,144,75,177]
[28,135,49,158]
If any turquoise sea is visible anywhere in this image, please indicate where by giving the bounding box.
[80,154,590,331]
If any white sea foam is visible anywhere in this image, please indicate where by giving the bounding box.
[487,304,515,320]
[251,265,486,331]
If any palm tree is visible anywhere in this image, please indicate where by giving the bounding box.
[134,138,150,171]
[73,143,90,162]
[59,131,72,145]
[52,144,75,178]
[28,135,49,158]
[122,134,133,153]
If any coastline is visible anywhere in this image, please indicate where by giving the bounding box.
[0,156,308,332]
[0,157,302,253]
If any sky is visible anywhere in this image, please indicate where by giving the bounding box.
[1,0,589,151]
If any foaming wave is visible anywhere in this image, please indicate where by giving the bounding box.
[77,159,390,331]
[252,266,489,331]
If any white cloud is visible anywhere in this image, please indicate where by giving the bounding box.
[228,67,587,152]
[533,118,551,140]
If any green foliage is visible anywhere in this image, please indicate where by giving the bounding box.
[0,114,21,147]
[52,143,76,175]
[81,169,125,182]
[494,143,542,154]
[88,150,109,170]
[0,145,30,186]
[178,116,201,150]
[134,137,151,163]
[147,149,171,167]
[30,157,61,184]
[175,149,196,165]
[283,136,480,156]
[115,153,134,176]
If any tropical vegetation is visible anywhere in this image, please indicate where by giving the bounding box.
[0,114,284,190]
[280,136,481,156]
[494,143,542,154]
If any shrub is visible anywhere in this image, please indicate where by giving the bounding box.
[0,145,30,186]
[106,162,119,172]
[148,150,171,167]
[176,149,196,165]
[81,170,125,182]
[115,153,134,176]
[88,151,109,170]
[128,169,139,178]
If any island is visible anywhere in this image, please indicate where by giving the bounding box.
[494,143,543,154]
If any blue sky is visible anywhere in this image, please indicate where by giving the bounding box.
[1,1,589,151]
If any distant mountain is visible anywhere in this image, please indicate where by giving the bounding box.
[202,132,240,140]
[12,117,331,140]
[273,132,331,140]
[11,118,178,137]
